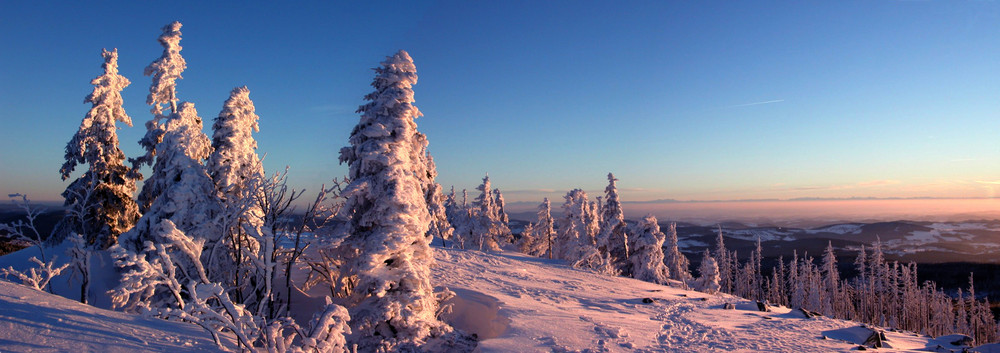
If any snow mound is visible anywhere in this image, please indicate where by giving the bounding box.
[0,280,232,352]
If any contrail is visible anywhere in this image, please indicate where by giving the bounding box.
[727,99,785,108]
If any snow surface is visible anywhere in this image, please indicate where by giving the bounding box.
[431,246,978,352]
[0,280,233,352]
[0,243,989,352]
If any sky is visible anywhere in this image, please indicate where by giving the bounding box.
[1,1,999,218]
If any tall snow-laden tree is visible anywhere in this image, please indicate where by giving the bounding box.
[208,86,264,204]
[333,50,453,351]
[207,86,266,295]
[820,241,839,316]
[663,222,692,284]
[714,226,732,294]
[696,249,720,294]
[57,49,140,248]
[117,102,222,280]
[598,173,629,275]
[630,214,670,284]
[494,188,509,225]
[132,21,188,212]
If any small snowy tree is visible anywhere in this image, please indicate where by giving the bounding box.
[515,198,555,257]
[696,249,720,294]
[332,50,456,350]
[663,222,692,284]
[57,49,140,248]
[629,214,670,284]
[469,174,510,251]
[555,189,613,274]
[597,173,630,275]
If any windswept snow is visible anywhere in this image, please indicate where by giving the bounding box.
[431,247,961,352]
[0,280,232,352]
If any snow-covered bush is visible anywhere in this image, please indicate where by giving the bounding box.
[1,256,70,291]
[109,219,351,352]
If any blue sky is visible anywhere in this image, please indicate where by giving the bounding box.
[1,1,999,206]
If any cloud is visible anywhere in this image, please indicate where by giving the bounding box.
[976,180,1000,185]
[725,99,785,108]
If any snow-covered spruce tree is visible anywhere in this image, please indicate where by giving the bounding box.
[713,226,732,294]
[57,49,140,249]
[515,198,554,257]
[696,249,720,294]
[131,21,187,212]
[470,174,510,251]
[663,222,692,285]
[333,50,461,351]
[117,102,223,281]
[597,173,630,275]
[422,155,455,247]
[820,241,839,316]
[494,188,509,225]
[207,86,266,292]
[208,86,264,207]
[555,189,613,273]
[629,214,669,284]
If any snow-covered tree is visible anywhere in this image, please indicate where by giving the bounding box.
[469,174,510,251]
[206,87,267,290]
[516,198,554,257]
[714,226,732,294]
[555,189,613,273]
[208,86,264,206]
[820,241,839,316]
[629,214,670,284]
[332,50,455,350]
[597,173,629,275]
[663,222,692,284]
[696,249,720,294]
[132,21,188,211]
[494,188,509,225]
[57,49,140,248]
[117,102,223,282]
[423,156,454,246]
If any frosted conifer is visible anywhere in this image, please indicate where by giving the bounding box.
[630,214,670,284]
[598,173,630,275]
[58,49,140,248]
[470,174,510,251]
[333,50,452,350]
[118,102,222,281]
[208,86,264,205]
[664,222,692,283]
[696,249,720,294]
[132,21,188,211]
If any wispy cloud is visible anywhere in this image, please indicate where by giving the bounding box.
[976,180,1000,185]
[724,99,785,108]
